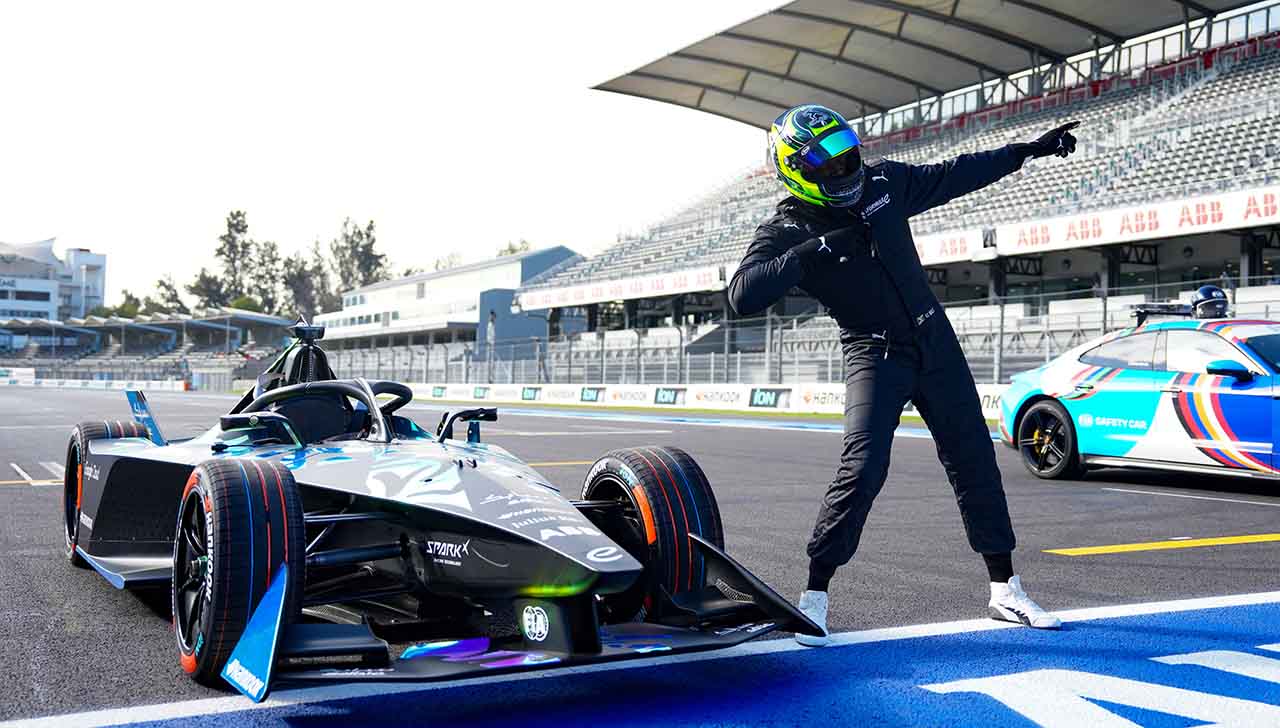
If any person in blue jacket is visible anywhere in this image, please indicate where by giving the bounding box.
[730,104,1078,644]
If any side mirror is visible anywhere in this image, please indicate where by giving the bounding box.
[436,408,499,442]
[1206,359,1253,382]
[218,412,302,447]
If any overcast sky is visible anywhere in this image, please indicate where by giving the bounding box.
[0,1,781,304]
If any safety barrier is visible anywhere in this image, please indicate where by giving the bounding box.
[0,378,188,391]
[407,382,1009,420]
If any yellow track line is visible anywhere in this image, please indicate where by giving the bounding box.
[1046,533,1280,556]
[526,460,594,468]
[0,478,58,486]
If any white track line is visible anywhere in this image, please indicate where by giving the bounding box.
[491,429,673,437]
[40,462,64,477]
[8,463,34,484]
[8,590,1280,728]
[1104,487,1280,508]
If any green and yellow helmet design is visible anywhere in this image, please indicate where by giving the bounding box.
[769,104,865,208]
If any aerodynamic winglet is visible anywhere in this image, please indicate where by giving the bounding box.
[125,390,166,445]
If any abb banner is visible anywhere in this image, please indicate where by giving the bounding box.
[996,185,1280,256]
[516,266,723,310]
[912,228,983,266]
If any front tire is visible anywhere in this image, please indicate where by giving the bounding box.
[581,446,723,623]
[172,459,305,686]
[1017,400,1084,479]
[63,420,148,566]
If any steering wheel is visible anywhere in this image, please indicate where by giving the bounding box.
[369,380,413,417]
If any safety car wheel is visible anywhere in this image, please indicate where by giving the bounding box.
[1017,400,1083,480]
[581,446,723,623]
[172,459,305,686]
[63,420,149,567]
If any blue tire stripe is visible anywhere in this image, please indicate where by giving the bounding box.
[235,461,255,619]
[660,449,705,589]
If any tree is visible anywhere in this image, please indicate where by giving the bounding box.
[497,239,531,257]
[282,244,335,320]
[329,218,387,293]
[433,252,462,271]
[152,275,189,315]
[186,268,230,309]
[228,295,263,312]
[311,241,341,314]
[114,290,142,318]
[248,240,285,315]
[215,210,252,299]
[401,266,424,277]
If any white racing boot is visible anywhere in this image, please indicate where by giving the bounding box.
[795,590,830,646]
[989,575,1061,629]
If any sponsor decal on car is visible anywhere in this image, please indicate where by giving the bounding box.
[223,658,265,698]
[83,463,101,481]
[538,525,603,541]
[587,546,624,563]
[1094,416,1149,429]
[1078,413,1094,427]
[79,511,93,530]
[498,507,581,520]
[522,606,550,642]
[654,387,686,406]
[423,539,470,567]
[580,387,605,403]
[749,388,791,408]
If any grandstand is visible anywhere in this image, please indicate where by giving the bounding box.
[0,309,291,388]
[16,2,1280,389]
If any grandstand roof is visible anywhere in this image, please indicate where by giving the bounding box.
[597,0,1258,128]
[0,238,61,267]
[348,246,576,295]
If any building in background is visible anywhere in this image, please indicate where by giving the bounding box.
[315,246,581,355]
[0,239,106,320]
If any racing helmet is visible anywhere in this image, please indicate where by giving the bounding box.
[769,104,865,208]
[1191,284,1230,319]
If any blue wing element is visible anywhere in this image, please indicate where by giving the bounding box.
[221,565,289,702]
[125,390,166,445]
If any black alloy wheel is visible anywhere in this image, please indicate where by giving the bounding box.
[1017,400,1083,480]
[174,486,210,663]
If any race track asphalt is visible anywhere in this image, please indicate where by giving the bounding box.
[2,387,1279,723]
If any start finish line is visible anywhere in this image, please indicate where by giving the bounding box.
[19,592,1280,728]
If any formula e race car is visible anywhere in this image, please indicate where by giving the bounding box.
[61,322,819,701]
[1000,305,1280,481]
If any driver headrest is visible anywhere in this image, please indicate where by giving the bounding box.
[282,343,336,386]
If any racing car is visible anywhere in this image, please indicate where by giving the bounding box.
[1000,303,1280,481]
[62,322,819,701]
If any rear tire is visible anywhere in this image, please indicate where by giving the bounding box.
[581,446,723,622]
[1017,400,1084,480]
[63,420,149,567]
[172,459,305,687]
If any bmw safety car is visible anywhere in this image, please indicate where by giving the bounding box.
[1000,305,1280,480]
[62,322,819,702]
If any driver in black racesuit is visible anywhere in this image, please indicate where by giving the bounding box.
[729,104,1079,644]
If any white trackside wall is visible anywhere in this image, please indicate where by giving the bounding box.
[400,382,1009,420]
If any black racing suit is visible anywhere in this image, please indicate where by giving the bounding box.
[729,145,1026,580]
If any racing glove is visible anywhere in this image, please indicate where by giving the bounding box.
[792,223,871,275]
[1014,121,1079,161]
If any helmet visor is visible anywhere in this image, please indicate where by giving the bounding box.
[792,127,861,172]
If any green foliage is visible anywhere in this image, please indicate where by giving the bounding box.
[186,267,230,309]
[144,275,189,315]
[497,239,531,257]
[114,290,142,318]
[329,218,388,293]
[228,295,263,312]
[249,240,284,315]
[215,210,252,299]
[433,252,462,271]
[282,242,335,320]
